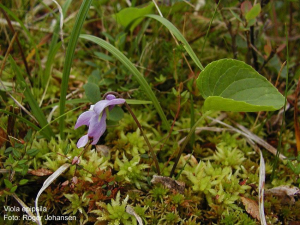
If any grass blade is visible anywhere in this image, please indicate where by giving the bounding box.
[49,0,72,48]
[42,0,72,87]
[39,106,82,134]
[0,109,40,131]
[9,56,54,140]
[59,0,93,138]
[258,149,267,225]
[35,163,71,225]
[80,34,170,130]
[271,25,289,179]
[170,110,212,177]
[190,95,195,147]
[145,14,204,71]
[200,0,221,58]
[12,193,38,223]
[42,42,61,87]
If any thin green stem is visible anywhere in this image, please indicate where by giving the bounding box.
[271,24,289,180]
[190,95,195,147]
[38,105,82,134]
[200,0,221,58]
[175,149,194,180]
[170,110,211,177]
[73,139,93,165]
[103,91,161,175]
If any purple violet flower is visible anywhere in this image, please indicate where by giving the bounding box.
[75,94,125,148]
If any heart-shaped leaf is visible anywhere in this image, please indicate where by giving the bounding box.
[113,2,154,32]
[196,59,285,112]
[108,106,124,121]
[83,82,101,104]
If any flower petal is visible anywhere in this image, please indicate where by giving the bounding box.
[77,134,89,148]
[105,94,116,100]
[88,113,107,145]
[94,98,126,115]
[91,120,106,145]
[74,110,96,129]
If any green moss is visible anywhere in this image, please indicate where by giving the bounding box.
[63,192,89,224]
[159,212,181,224]
[150,185,168,201]
[115,152,149,189]
[220,212,256,225]
[92,192,137,225]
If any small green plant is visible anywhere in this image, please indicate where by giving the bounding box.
[63,192,89,224]
[115,153,149,189]
[159,212,181,224]
[207,144,246,168]
[220,212,256,225]
[183,160,250,210]
[119,129,147,155]
[171,193,185,205]
[287,154,300,175]
[93,192,137,225]
[150,185,169,201]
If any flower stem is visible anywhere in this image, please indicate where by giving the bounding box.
[103,91,161,175]
[73,139,93,165]
[170,110,211,178]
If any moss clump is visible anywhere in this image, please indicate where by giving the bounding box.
[92,192,137,225]
[115,152,149,189]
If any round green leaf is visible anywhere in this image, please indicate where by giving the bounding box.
[108,106,124,121]
[83,82,101,104]
[106,120,119,126]
[196,59,285,112]
[113,2,154,32]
